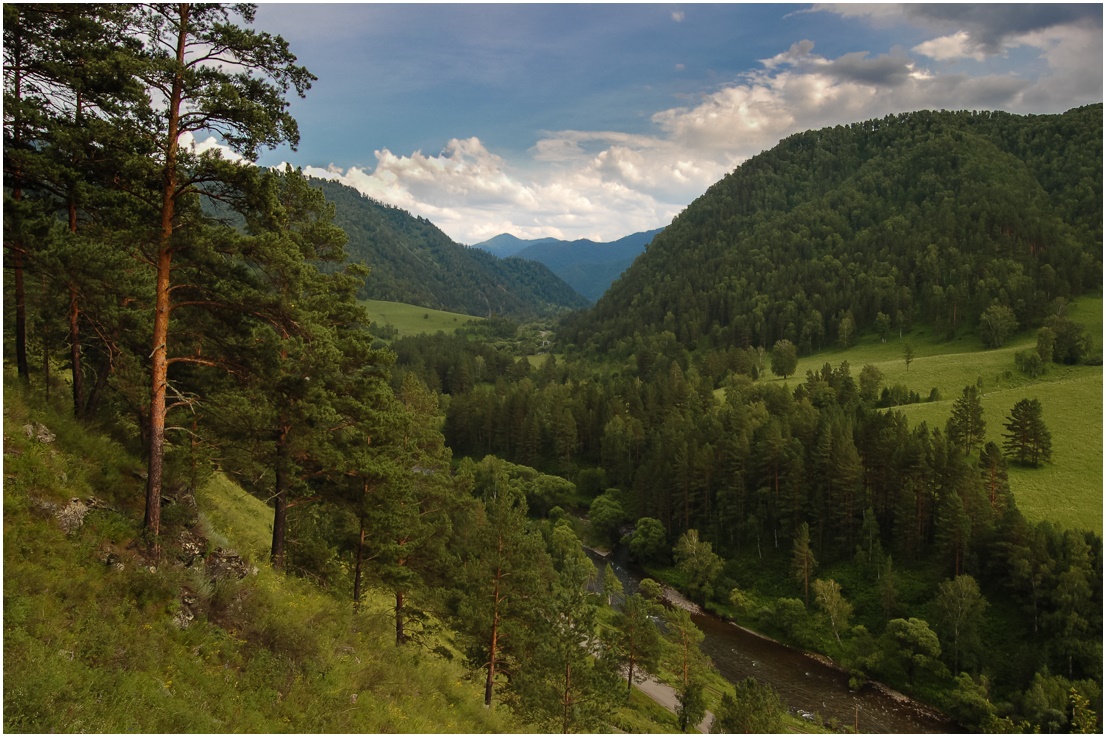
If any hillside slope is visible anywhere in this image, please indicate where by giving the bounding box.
[2,379,517,733]
[562,105,1102,353]
[311,178,589,318]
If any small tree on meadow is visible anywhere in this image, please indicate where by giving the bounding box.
[948,385,986,456]
[1002,398,1052,466]
[770,339,798,379]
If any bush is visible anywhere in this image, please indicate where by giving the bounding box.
[1015,349,1047,377]
[979,304,1018,348]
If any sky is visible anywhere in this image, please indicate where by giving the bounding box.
[229,3,1103,245]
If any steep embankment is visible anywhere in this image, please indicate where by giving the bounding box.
[2,379,516,733]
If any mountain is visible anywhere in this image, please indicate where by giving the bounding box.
[473,228,663,302]
[562,105,1103,353]
[309,179,590,318]
[471,233,560,259]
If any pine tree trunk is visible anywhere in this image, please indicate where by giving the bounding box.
[626,656,635,701]
[270,428,289,570]
[485,537,504,708]
[395,590,406,646]
[10,18,29,383]
[145,243,171,541]
[42,328,50,402]
[13,246,29,383]
[69,283,84,418]
[562,660,572,733]
[145,2,189,545]
[353,511,365,611]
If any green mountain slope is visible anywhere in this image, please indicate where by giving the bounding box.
[311,178,590,318]
[2,379,518,734]
[562,105,1102,353]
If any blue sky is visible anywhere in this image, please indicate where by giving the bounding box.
[231,3,1103,244]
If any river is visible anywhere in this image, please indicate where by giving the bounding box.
[584,547,958,733]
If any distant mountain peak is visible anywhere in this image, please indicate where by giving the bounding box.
[470,228,664,302]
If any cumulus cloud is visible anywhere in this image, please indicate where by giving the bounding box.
[303,138,685,244]
[299,8,1100,244]
[913,31,988,62]
[817,3,1102,58]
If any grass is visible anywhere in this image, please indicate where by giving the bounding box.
[359,298,480,337]
[759,296,1103,533]
[2,377,517,734]
[898,372,1102,532]
[194,472,275,563]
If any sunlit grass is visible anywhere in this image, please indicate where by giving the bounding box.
[3,379,517,734]
[759,296,1102,533]
[359,298,480,337]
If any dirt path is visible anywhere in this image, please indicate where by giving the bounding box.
[633,676,714,733]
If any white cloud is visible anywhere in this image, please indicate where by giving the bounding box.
[303,138,685,244]
[671,11,685,23]
[301,19,1099,245]
[913,31,988,62]
[180,131,246,163]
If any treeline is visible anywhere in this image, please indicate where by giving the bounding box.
[563,106,1102,354]
[389,325,1102,730]
[311,178,590,317]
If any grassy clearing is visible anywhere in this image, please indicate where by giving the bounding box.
[899,372,1102,533]
[359,298,479,337]
[759,296,1102,533]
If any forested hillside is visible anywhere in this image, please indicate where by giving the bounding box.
[563,105,1102,353]
[311,179,589,317]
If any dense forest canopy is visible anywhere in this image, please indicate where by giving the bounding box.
[563,106,1102,355]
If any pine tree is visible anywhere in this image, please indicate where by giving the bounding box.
[130,3,314,543]
[711,678,784,734]
[607,593,664,700]
[948,385,987,456]
[453,460,550,709]
[662,607,709,694]
[509,523,620,733]
[791,522,817,606]
[1002,398,1052,466]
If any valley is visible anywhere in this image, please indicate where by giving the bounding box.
[4,5,1101,734]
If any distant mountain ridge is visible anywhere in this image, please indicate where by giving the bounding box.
[472,228,663,302]
[308,179,589,318]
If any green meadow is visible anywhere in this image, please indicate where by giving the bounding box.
[359,298,480,337]
[764,296,1103,533]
